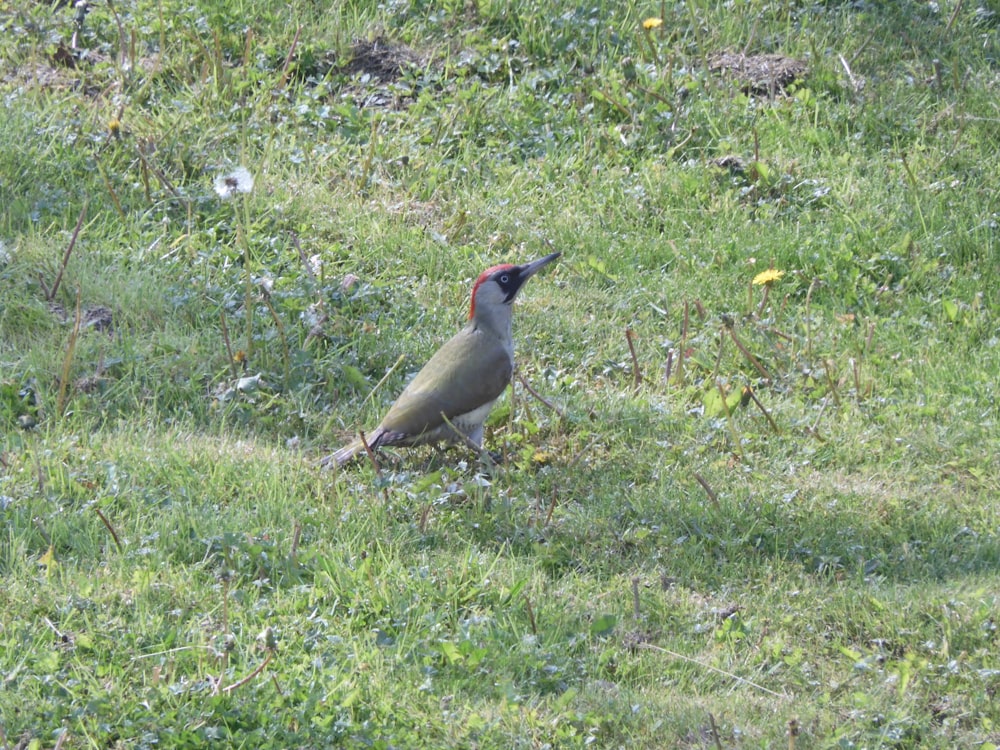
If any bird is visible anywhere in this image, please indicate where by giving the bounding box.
[321,252,561,468]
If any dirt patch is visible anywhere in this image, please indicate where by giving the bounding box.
[338,37,423,109]
[709,52,807,95]
[342,37,420,83]
[48,302,114,333]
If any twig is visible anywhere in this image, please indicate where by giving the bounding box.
[291,233,316,281]
[663,348,674,384]
[93,154,126,220]
[270,673,284,697]
[945,0,964,33]
[219,308,238,379]
[592,86,632,118]
[809,395,830,438]
[625,327,642,388]
[864,320,876,353]
[631,577,641,620]
[515,371,566,419]
[822,359,842,408]
[134,144,181,199]
[848,26,880,66]
[543,487,558,527]
[743,384,780,434]
[94,507,123,553]
[766,326,794,343]
[524,596,538,635]
[222,650,273,694]
[728,327,772,381]
[693,472,720,510]
[708,712,724,750]
[567,436,598,471]
[47,202,88,302]
[639,643,789,698]
[277,25,302,91]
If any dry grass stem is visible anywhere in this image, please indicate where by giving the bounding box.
[625,327,643,388]
[515,370,565,419]
[693,472,720,510]
[56,287,83,419]
[46,202,88,302]
[94,507,123,553]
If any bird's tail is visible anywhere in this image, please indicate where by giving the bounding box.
[318,428,383,469]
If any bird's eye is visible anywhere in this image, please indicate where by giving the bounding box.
[499,274,510,284]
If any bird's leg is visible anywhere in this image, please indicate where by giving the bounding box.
[438,412,496,468]
[478,449,499,478]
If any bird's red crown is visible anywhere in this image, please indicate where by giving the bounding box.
[468,264,517,319]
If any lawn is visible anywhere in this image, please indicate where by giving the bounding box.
[1,0,999,747]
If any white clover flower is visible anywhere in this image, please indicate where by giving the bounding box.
[213,167,254,199]
[307,253,323,276]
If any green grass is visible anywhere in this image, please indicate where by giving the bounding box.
[2,0,1000,747]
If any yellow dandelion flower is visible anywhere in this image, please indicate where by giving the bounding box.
[752,269,785,286]
[108,118,121,135]
[643,17,663,30]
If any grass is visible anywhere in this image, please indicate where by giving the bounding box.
[2,0,999,747]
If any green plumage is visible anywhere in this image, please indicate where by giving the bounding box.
[321,252,559,468]
[379,323,512,443]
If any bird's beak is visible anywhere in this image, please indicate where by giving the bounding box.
[498,252,561,305]
[518,251,561,279]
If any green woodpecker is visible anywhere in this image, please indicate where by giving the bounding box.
[322,252,560,468]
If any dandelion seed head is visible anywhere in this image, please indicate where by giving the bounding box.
[214,167,254,199]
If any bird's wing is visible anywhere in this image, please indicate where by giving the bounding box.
[379,329,512,437]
